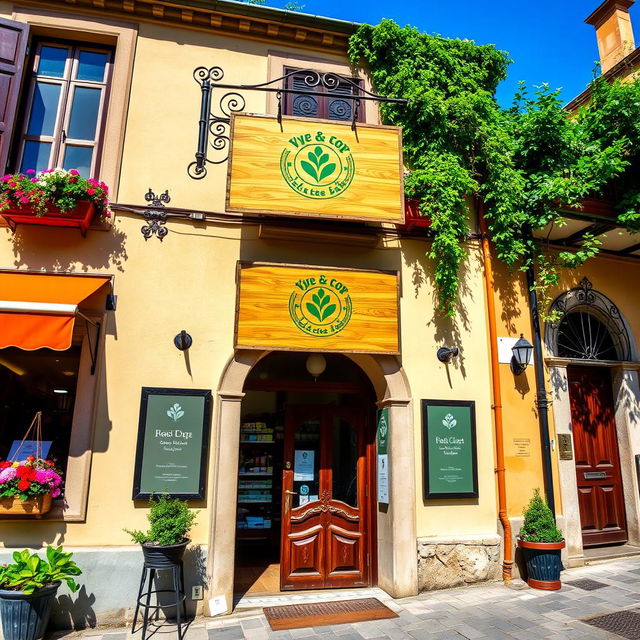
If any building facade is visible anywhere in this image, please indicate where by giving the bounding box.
[0,0,638,630]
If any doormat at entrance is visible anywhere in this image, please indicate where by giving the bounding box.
[263,597,399,630]
[583,610,640,639]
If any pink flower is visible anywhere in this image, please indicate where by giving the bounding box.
[14,191,23,197]
[25,169,35,175]
[69,169,79,176]
[31,178,38,183]
[50,488,61,498]
[0,467,17,483]
[87,188,95,196]
[19,197,29,204]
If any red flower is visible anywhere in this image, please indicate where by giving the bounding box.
[0,461,10,468]
[16,466,36,480]
[86,188,95,196]
[17,479,31,491]
[26,456,35,462]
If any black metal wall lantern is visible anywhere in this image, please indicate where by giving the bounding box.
[511,334,533,375]
[174,330,193,351]
[437,347,459,364]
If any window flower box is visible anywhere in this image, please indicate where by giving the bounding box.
[400,197,432,230]
[0,494,52,518]
[0,168,110,236]
[0,457,63,519]
[1,201,96,236]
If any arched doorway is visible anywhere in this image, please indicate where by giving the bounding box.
[546,278,640,557]
[206,349,417,614]
[235,352,377,594]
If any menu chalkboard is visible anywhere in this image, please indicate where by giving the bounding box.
[422,400,478,499]
[133,388,212,500]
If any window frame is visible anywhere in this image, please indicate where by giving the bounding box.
[283,66,365,124]
[15,38,114,177]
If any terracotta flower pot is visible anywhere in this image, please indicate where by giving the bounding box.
[0,494,52,517]
[517,538,565,590]
[0,201,97,236]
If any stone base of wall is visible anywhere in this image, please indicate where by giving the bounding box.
[417,534,501,591]
[0,545,207,632]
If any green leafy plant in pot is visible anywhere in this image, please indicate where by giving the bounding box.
[517,489,565,590]
[125,494,197,567]
[0,546,81,640]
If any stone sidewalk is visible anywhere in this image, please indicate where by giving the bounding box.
[51,556,640,640]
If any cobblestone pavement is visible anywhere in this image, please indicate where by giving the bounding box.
[52,556,640,640]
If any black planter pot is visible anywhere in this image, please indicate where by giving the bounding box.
[141,540,188,568]
[0,581,60,640]
[517,539,565,590]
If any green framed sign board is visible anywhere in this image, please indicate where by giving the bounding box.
[133,388,212,500]
[422,399,478,499]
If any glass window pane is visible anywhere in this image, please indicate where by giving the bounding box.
[26,82,61,136]
[67,87,101,141]
[332,418,358,507]
[76,50,108,82]
[20,141,52,174]
[63,145,93,177]
[292,418,320,509]
[37,46,68,78]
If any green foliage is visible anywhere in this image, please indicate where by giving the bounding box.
[125,494,197,546]
[0,547,82,594]
[284,1,305,10]
[519,488,564,543]
[349,21,639,317]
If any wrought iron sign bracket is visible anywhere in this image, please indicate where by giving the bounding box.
[141,188,171,241]
[187,66,407,180]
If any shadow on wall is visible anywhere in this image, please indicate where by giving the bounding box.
[402,238,478,380]
[492,259,527,336]
[4,219,127,272]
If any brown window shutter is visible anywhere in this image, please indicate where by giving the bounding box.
[0,17,29,174]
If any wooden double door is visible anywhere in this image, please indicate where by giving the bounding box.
[568,367,627,547]
[280,404,373,590]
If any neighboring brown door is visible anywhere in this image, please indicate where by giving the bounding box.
[281,405,370,590]
[568,367,627,546]
[0,17,29,173]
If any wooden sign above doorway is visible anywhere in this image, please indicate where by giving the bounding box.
[235,262,400,354]
[226,114,404,224]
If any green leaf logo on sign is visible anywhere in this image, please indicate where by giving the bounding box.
[280,130,356,200]
[167,403,185,422]
[288,274,353,337]
[442,413,457,430]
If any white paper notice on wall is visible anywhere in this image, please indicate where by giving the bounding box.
[497,337,534,365]
[208,594,228,617]
[377,454,389,503]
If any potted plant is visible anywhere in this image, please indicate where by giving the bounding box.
[517,489,565,590]
[0,168,111,236]
[125,494,197,566]
[0,547,81,640]
[0,457,64,517]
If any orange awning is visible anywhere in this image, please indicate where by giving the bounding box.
[0,272,111,351]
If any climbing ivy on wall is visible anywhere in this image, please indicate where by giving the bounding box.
[348,20,640,317]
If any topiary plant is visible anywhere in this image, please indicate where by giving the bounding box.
[519,488,564,543]
[125,494,197,546]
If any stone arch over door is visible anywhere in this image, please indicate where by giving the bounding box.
[545,278,640,564]
[205,349,416,614]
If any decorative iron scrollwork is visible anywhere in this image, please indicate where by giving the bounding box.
[188,65,406,180]
[546,277,631,361]
[141,188,170,241]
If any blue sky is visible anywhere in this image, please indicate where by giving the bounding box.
[266,0,640,107]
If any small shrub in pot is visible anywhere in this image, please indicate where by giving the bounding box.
[517,489,565,590]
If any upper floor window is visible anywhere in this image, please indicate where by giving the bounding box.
[283,67,364,123]
[16,41,112,177]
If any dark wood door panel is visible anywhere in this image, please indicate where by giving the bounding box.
[569,366,627,547]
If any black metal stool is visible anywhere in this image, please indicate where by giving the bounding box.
[133,549,187,640]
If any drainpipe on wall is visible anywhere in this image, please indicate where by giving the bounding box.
[525,254,556,515]
[478,200,513,582]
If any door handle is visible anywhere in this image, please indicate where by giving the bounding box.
[284,489,297,515]
[285,490,298,495]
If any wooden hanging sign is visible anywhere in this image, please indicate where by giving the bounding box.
[235,262,400,354]
[226,114,404,223]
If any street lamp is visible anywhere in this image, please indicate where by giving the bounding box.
[511,334,533,375]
